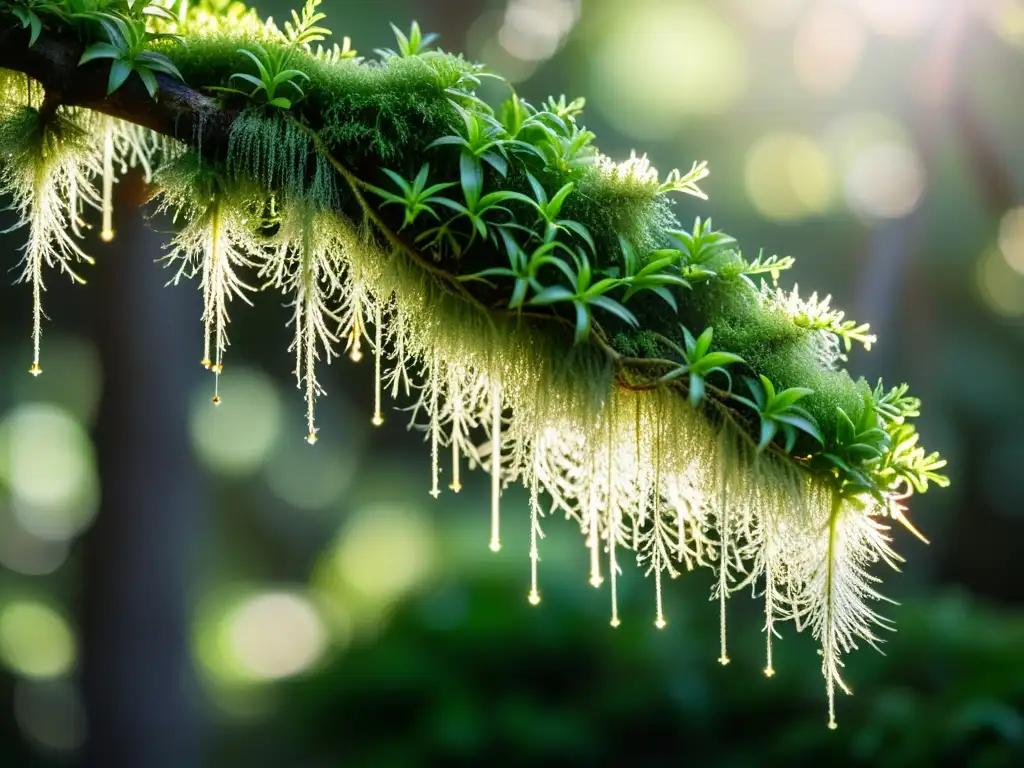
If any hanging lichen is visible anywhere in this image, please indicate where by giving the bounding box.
[0,0,950,727]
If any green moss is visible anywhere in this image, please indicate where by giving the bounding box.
[142,20,925,478]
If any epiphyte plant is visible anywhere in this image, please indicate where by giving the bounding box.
[0,0,949,728]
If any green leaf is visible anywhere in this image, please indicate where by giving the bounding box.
[546,182,574,219]
[136,52,184,82]
[459,152,483,207]
[758,419,778,452]
[107,59,133,94]
[769,386,815,413]
[528,285,576,305]
[237,47,272,83]
[426,135,466,150]
[268,97,293,109]
[136,66,158,99]
[688,374,705,408]
[690,351,744,374]
[773,413,823,444]
[658,366,690,384]
[589,295,638,327]
[230,72,266,92]
[80,42,121,65]
[693,328,713,360]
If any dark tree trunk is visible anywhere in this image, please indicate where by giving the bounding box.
[79,174,205,768]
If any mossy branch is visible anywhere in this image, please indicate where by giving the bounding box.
[0,1,951,726]
[0,19,233,155]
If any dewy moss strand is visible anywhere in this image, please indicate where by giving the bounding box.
[0,0,950,727]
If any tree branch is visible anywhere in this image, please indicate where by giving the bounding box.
[0,19,233,156]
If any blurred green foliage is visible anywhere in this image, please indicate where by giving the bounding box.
[260,584,1024,767]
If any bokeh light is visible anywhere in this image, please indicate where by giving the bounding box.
[0,510,69,576]
[729,0,808,29]
[744,132,835,221]
[189,365,283,476]
[316,503,435,609]
[498,0,579,62]
[0,600,77,679]
[0,403,98,541]
[4,335,102,426]
[997,207,1024,275]
[263,438,358,511]
[793,3,866,94]
[986,0,1024,47]
[852,0,941,38]
[843,141,925,220]
[197,587,331,687]
[827,113,925,220]
[222,591,328,681]
[590,1,748,139]
[976,246,1024,317]
[13,678,86,754]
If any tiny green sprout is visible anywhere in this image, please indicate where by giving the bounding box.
[667,217,737,267]
[732,375,823,453]
[527,249,636,344]
[716,249,796,290]
[284,0,330,49]
[459,228,574,310]
[314,37,358,64]
[525,173,593,250]
[216,44,309,109]
[78,10,184,98]
[618,236,690,311]
[658,326,744,408]
[872,380,921,425]
[657,160,710,199]
[427,103,543,179]
[499,93,580,142]
[821,394,891,494]
[375,20,438,59]
[543,94,586,120]
[875,423,950,495]
[364,164,456,231]
[427,153,534,244]
[535,121,597,174]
